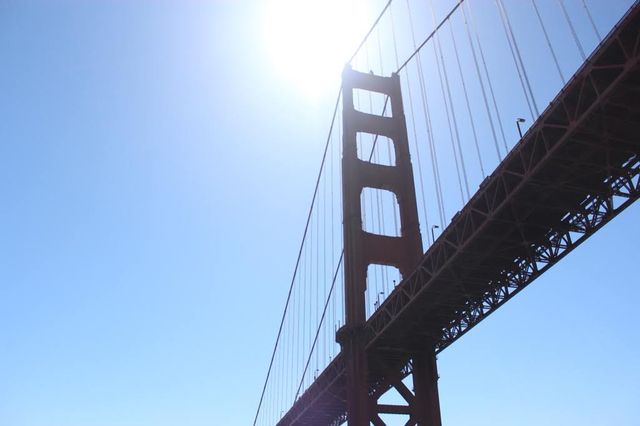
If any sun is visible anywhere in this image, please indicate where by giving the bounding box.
[263,0,370,97]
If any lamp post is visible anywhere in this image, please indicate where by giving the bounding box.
[431,224,440,244]
[516,118,526,139]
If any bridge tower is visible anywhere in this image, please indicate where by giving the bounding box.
[337,66,442,426]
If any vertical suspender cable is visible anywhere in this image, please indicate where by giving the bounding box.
[429,0,470,203]
[293,252,344,401]
[330,125,335,349]
[461,2,503,160]
[294,86,393,400]
[338,110,345,329]
[558,0,587,60]
[496,0,539,119]
[390,4,432,244]
[322,149,327,366]
[307,224,312,385]
[292,268,298,402]
[402,72,432,242]
[287,291,293,409]
[252,88,342,426]
[582,0,602,41]
[301,225,307,390]
[466,1,509,154]
[531,0,566,85]
[315,174,320,375]
[447,17,485,178]
[405,0,447,228]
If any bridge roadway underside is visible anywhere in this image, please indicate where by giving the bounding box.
[278,4,640,425]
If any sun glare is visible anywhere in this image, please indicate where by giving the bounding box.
[263,0,369,97]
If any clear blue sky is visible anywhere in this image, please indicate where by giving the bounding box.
[1,1,638,426]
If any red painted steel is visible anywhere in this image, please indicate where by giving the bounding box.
[337,66,440,425]
[278,3,640,424]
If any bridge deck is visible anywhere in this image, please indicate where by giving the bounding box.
[278,3,640,424]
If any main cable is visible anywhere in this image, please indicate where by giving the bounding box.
[349,0,394,65]
[397,0,464,73]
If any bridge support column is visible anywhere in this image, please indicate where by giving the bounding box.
[340,65,434,426]
[412,349,442,426]
[336,325,370,426]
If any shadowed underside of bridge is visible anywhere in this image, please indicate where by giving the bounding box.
[278,4,640,425]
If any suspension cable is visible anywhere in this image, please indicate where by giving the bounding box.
[558,0,587,60]
[293,251,344,401]
[255,0,406,420]
[349,0,394,65]
[461,2,503,160]
[582,0,602,41]
[466,1,509,154]
[397,0,464,73]
[294,91,392,400]
[532,0,566,85]
[405,0,446,227]
[322,143,328,367]
[429,2,468,204]
[252,88,341,426]
[401,61,432,242]
[447,16,485,178]
[496,0,539,119]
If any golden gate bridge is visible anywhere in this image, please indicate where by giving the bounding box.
[254,0,640,424]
